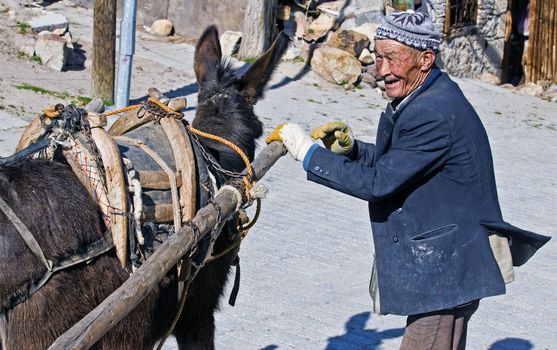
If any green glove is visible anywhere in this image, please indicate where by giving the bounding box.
[310,121,354,155]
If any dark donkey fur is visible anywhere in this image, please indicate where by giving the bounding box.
[0,26,288,350]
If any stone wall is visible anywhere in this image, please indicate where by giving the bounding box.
[429,0,508,78]
[166,0,247,38]
[71,0,247,38]
[355,0,384,24]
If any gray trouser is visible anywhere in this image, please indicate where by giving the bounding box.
[399,300,480,350]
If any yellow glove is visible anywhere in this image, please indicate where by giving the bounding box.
[265,123,285,144]
[310,121,354,155]
[266,123,314,161]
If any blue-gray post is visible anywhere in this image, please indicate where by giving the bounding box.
[115,0,138,108]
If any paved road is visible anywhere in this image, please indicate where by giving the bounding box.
[2,2,556,349]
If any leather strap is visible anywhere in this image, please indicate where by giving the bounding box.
[0,194,114,312]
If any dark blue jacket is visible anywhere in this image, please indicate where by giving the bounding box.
[304,68,550,316]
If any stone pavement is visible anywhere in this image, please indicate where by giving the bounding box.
[1,2,556,349]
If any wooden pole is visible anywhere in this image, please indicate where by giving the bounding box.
[91,0,117,104]
[47,141,287,350]
[525,0,537,82]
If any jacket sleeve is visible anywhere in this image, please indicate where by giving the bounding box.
[306,108,451,202]
[348,140,376,166]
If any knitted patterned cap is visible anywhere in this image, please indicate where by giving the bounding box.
[374,11,441,51]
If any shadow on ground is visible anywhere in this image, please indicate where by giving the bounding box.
[325,312,403,350]
[488,338,533,350]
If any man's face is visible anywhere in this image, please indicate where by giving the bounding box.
[374,39,427,99]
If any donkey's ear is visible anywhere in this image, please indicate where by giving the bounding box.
[194,25,223,85]
[237,31,290,102]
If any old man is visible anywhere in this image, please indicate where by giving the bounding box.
[266,11,549,350]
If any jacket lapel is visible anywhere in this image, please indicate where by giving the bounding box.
[373,68,443,164]
[374,104,396,162]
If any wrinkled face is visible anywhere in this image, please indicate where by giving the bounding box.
[374,39,429,99]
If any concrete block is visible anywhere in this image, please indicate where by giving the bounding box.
[28,12,68,33]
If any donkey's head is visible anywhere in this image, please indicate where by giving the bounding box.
[192,26,289,172]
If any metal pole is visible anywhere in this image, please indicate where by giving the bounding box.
[115,0,138,108]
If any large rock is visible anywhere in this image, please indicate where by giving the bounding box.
[220,31,242,57]
[294,11,306,39]
[34,34,73,71]
[516,82,544,97]
[19,37,36,57]
[351,22,379,48]
[339,17,356,30]
[476,72,501,85]
[304,13,336,42]
[28,12,68,33]
[327,28,370,57]
[150,19,173,36]
[358,48,373,65]
[311,46,362,87]
[541,84,557,102]
[317,0,345,16]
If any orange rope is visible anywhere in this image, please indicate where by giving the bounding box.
[42,105,62,118]
[185,125,254,201]
[100,97,183,119]
[185,126,253,182]
[101,104,140,117]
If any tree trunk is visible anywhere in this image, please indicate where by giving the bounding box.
[238,0,278,59]
[91,0,116,104]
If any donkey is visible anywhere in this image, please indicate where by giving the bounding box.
[0,25,289,350]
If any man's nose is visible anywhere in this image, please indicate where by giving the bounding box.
[377,61,390,79]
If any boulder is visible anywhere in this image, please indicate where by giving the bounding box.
[51,27,67,35]
[327,29,370,57]
[300,42,324,62]
[220,31,242,57]
[516,82,544,96]
[62,31,74,49]
[34,34,73,71]
[541,84,557,102]
[339,17,356,30]
[19,37,36,57]
[304,13,336,42]
[294,11,306,39]
[28,12,68,33]
[351,22,379,48]
[362,72,378,88]
[476,72,501,86]
[364,63,377,77]
[150,19,173,36]
[358,47,373,65]
[500,83,516,91]
[311,46,362,88]
[317,0,345,16]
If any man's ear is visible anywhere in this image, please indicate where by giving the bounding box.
[420,50,436,71]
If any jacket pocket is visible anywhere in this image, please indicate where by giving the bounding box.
[408,224,458,269]
[411,224,459,241]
